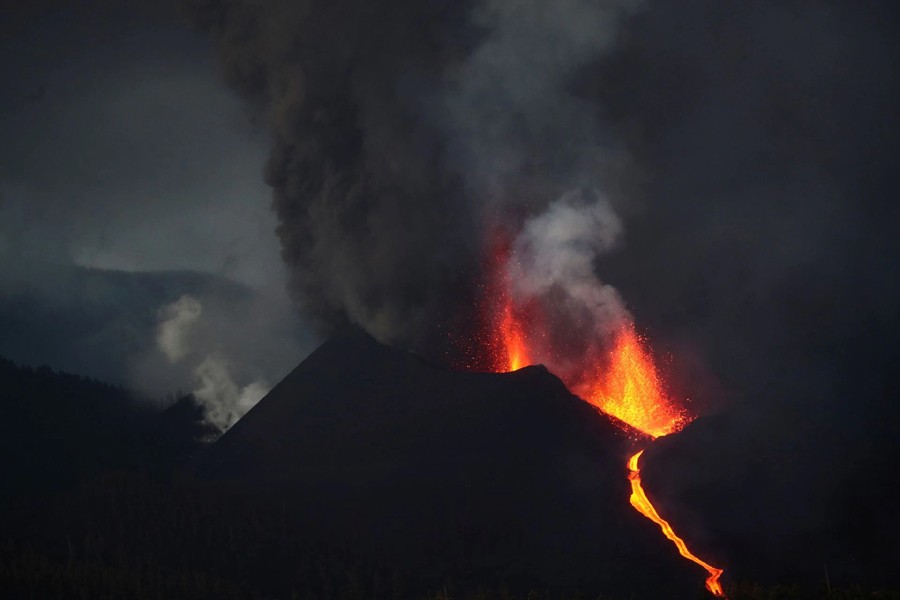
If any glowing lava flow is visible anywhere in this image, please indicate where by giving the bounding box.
[593,327,725,596]
[628,450,725,596]
[476,227,727,596]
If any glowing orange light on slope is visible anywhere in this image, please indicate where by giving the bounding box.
[628,450,725,596]
[475,225,727,597]
[576,327,726,595]
[578,326,690,439]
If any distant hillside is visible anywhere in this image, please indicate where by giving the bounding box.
[0,357,210,499]
[0,257,249,387]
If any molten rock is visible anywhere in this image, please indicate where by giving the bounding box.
[192,327,704,597]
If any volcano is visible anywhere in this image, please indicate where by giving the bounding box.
[192,327,719,597]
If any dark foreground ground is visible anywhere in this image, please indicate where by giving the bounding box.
[1,337,899,600]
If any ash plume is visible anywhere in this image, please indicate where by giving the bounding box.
[175,0,899,584]
[183,0,900,488]
[181,0,641,358]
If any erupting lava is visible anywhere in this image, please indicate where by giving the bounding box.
[500,301,530,371]
[474,225,536,373]
[474,226,727,597]
[574,325,689,439]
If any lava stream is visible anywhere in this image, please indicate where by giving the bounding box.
[628,450,725,596]
[592,328,726,597]
[476,225,728,597]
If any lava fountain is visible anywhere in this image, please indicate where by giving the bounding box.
[574,325,689,439]
[473,225,727,597]
[604,329,725,597]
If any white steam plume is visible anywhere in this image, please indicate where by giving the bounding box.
[192,356,269,431]
[156,294,202,363]
[155,295,269,431]
[511,189,629,334]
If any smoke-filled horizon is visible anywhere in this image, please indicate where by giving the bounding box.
[181,0,648,366]
[0,2,314,402]
[185,0,899,392]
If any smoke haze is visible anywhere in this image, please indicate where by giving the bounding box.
[185,0,900,580]
[154,294,271,429]
[511,190,626,331]
[157,295,203,363]
[192,355,269,431]
[182,0,645,358]
[184,0,900,395]
[0,2,314,402]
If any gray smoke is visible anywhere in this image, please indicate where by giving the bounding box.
[157,295,203,363]
[154,294,270,430]
[192,355,269,431]
[184,0,900,581]
[443,0,642,199]
[182,0,641,359]
[179,0,900,583]
[182,0,899,401]
[511,189,627,333]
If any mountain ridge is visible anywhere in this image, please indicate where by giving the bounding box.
[189,327,697,595]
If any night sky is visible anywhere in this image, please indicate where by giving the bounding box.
[2,1,314,419]
[2,0,900,591]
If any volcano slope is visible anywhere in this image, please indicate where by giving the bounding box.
[192,328,706,597]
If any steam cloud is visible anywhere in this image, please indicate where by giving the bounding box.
[182,0,641,360]
[156,295,269,430]
[192,356,269,431]
[157,295,203,363]
[511,189,628,334]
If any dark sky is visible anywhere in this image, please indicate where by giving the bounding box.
[1,2,282,283]
[0,1,314,421]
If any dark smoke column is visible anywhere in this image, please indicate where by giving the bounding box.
[181,0,641,363]
[181,0,485,357]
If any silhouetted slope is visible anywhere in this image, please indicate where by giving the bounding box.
[146,394,218,476]
[0,257,250,386]
[0,357,149,498]
[641,353,900,590]
[0,358,217,500]
[193,328,700,596]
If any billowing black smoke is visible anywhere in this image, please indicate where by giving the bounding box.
[184,0,900,583]
[180,0,643,361]
[180,0,900,414]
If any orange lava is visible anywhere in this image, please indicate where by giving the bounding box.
[476,223,534,373]
[500,299,530,371]
[575,326,690,439]
[471,225,727,597]
[581,325,726,596]
[628,450,725,597]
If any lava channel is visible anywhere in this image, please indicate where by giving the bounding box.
[475,226,727,597]
[628,450,725,596]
